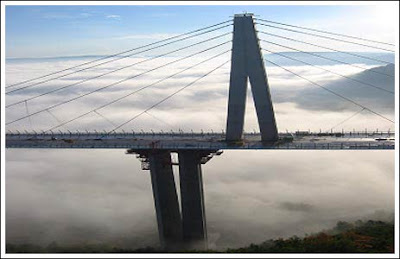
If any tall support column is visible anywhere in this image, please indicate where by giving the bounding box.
[178,151,207,250]
[148,151,182,250]
[226,15,249,142]
[226,13,278,142]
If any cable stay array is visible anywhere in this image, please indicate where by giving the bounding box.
[6,26,232,96]
[7,42,231,126]
[107,60,229,134]
[261,48,394,94]
[9,47,230,132]
[257,31,394,66]
[256,22,395,53]
[254,18,395,47]
[42,50,230,132]
[6,19,232,90]
[6,33,231,108]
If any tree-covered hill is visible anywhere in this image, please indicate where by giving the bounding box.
[226,220,394,253]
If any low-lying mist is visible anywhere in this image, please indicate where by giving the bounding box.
[6,149,394,250]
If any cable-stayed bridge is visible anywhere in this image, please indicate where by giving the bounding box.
[5,13,395,251]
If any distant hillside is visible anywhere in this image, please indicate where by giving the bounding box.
[271,63,395,113]
[6,220,394,253]
[265,52,394,66]
[296,63,394,112]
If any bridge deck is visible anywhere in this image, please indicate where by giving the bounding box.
[5,132,395,150]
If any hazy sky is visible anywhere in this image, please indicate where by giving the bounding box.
[5,4,398,58]
[3,2,398,253]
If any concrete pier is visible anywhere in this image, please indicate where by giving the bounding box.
[148,151,182,250]
[178,151,208,250]
[130,149,221,250]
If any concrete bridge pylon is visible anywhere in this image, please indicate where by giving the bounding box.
[226,13,278,142]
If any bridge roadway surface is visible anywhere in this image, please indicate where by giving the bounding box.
[5,132,395,150]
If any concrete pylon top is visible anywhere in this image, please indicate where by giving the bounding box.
[234,12,254,17]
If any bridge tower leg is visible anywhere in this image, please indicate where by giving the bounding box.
[130,149,220,251]
[226,13,278,142]
[147,151,183,250]
[178,151,208,250]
